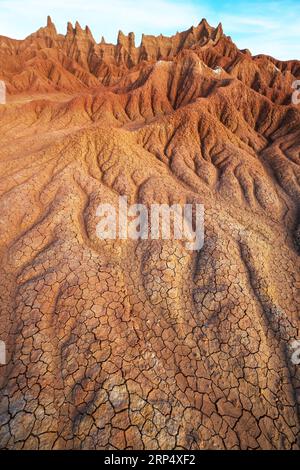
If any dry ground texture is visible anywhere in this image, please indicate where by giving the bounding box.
[0,17,299,450]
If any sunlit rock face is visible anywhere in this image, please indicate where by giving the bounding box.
[0,17,299,450]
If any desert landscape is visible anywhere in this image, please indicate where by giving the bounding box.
[0,16,299,450]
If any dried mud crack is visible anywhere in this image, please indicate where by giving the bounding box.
[0,17,299,450]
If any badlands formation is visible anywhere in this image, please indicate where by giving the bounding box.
[0,17,299,450]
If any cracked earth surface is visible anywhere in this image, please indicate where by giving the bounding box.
[0,18,299,449]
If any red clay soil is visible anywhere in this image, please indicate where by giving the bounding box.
[0,17,299,450]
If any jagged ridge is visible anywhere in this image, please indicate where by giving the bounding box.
[0,18,299,451]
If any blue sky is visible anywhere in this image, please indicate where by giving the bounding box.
[0,0,299,60]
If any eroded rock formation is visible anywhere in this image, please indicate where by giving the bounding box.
[0,17,299,450]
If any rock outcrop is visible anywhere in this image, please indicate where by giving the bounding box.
[0,18,299,450]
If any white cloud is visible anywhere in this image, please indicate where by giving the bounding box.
[0,0,203,42]
[0,0,299,59]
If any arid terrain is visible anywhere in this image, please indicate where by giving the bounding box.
[0,17,299,450]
